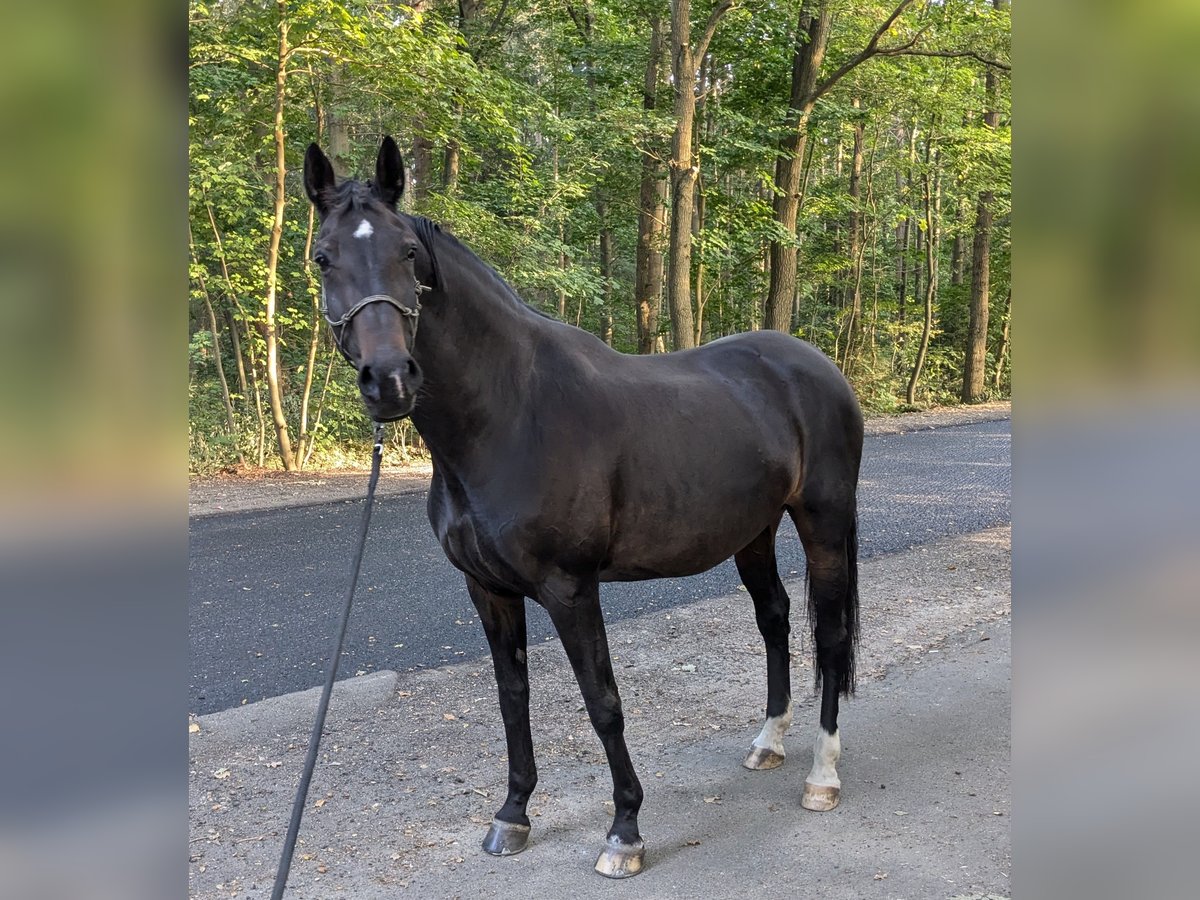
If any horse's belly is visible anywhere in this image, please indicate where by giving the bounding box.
[599,482,791,582]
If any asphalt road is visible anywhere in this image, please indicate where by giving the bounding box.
[189,418,1010,714]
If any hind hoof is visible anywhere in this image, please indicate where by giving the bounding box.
[801,781,840,811]
[481,818,530,856]
[594,836,645,878]
[743,746,786,770]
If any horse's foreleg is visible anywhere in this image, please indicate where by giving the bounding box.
[467,576,537,856]
[540,574,645,878]
[735,525,794,771]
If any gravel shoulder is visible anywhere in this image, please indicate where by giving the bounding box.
[189,525,1010,899]
[188,402,1010,518]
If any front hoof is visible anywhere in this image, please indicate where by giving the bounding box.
[594,836,646,878]
[481,818,530,856]
[743,745,786,770]
[801,780,840,811]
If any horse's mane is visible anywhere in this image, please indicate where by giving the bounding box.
[400,210,558,322]
[325,178,558,323]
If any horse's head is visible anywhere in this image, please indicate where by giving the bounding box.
[304,136,427,422]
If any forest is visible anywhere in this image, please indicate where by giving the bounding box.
[188,0,1010,473]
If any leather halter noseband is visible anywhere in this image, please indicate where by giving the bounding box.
[322,285,430,357]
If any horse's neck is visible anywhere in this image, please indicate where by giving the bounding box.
[409,237,545,467]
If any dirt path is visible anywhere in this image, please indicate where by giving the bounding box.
[189,402,1010,518]
[188,526,1010,899]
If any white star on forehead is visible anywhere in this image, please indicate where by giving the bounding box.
[354,219,374,239]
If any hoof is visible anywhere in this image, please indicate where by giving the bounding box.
[801,781,840,812]
[594,836,646,879]
[743,745,786,770]
[481,818,530,856]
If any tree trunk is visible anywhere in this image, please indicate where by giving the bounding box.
[442,137,461,193]
[442,0,488,195]
[225,308,249,400]
[225,310,264,466]
[901,121,919,337]
[553,142,568,320]
[950,196,967,285]
[840,97,865,371]
[570,2,617,345]
[599,208,614,345]
[764,2,831,332]
[326,65,352,177]
[302,351,337,470]
[667,0,732,350]
[205,194,264,464]
[897,214,910,330]
[907,142,940,405]
[264,1,296,471]
[296,203,321,469]
[992,288,1011,391]
[912,215,923,324]
[190,229,243,467]
[693,170,707,346]
[962,52,1002,402]
[411,126,433,205]
[635,17,667,354]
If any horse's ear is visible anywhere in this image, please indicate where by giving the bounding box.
[374,135,405,207]
[304,143,337,215]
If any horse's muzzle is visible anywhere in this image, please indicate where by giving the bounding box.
[358,351,422,421]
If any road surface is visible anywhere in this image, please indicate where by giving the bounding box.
[189,419,1010,714]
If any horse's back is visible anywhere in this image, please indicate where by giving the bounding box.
[529,328,863,580]
[622,330,862,458]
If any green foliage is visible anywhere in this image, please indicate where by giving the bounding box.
[189,0,1010,472]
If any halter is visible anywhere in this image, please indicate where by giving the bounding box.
[321,216,442,359]
[322,285,430,357]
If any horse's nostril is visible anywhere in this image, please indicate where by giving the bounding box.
[406,358,418,377]
[359,365,381,401]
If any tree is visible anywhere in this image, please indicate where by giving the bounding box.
[961,0,1007,403]
[635,13,668,354]
[764,0,914,333]
[188,0,1011,472]
[666,0,735,350]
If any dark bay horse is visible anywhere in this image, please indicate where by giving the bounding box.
[304,137,864,878]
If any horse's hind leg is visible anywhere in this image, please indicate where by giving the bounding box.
[538,573,645,878]
[467,576,538,856]
[788,489,859,812]
[735,521,795,771]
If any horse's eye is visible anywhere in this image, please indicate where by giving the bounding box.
[407,248,417,260]
[313,252,330,270]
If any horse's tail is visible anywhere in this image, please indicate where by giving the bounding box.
[806,510,860,697]
[843,512,860,694]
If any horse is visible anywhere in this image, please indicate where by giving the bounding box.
[303,136,864,879]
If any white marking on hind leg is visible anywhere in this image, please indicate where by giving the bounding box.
[751,699,793,756]
[806,728,841,788]
[354,218,374,239]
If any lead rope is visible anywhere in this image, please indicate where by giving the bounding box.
[270,420,387,900]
